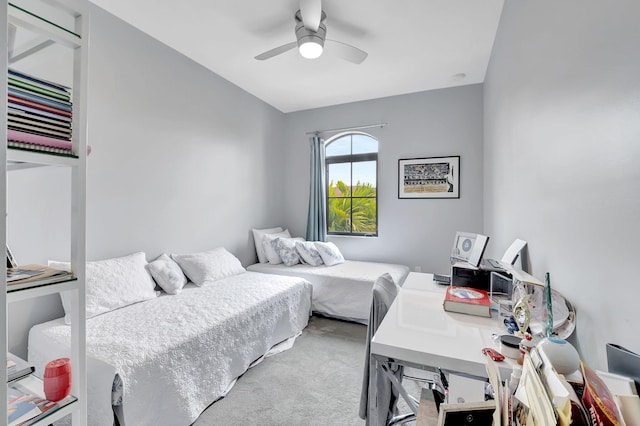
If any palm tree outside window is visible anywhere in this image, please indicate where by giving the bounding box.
[325,133,378,236]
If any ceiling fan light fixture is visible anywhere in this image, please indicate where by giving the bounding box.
[298,38,324,59]
[255,5,367,64]
[295,11,326,59]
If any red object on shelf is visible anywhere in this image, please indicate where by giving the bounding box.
[43,358,72,402]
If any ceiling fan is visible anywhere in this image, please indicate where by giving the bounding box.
[254,0,368,64]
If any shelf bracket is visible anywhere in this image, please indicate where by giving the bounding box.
[9,37,55,64]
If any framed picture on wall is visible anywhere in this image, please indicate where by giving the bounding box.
[398,156,460,199]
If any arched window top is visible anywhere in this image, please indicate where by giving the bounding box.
[324,132,378,236]
[326,132,378,157]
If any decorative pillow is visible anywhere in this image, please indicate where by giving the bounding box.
[171,247,245,286]
[146,253,187,295]
[315,241,345,266]
[262,229,292,264]
[295,241,324,266]
[51,252,158,324]
[252,227,283,263]
[272,238,302,267]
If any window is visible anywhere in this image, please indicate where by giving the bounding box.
[325,133,378,236]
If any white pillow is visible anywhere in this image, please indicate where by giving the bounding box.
[315,242,345,266]
[171,247,245,286]
[272,238,302,267]
[262,229,292,264]
[252,227,283,263]
[146,253,187,295]
[51,252,158,324]
[295,241,324,266]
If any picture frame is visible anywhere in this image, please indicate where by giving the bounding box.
[398,156,460,199]
[450,232,489,267]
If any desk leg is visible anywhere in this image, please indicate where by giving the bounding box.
[373,355,421,426]
[373,355,449,426]
[379,361,420,416]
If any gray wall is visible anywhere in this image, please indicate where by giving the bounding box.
[10,0,637,373]
[7,5,285,357]
[281,85,485,274]
[484,0,640,368]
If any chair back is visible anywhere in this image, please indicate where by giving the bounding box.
[359,273,400,424]
[371,273,399,332]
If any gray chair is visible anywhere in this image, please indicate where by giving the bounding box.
[359,273,412,426]
[359,273,444,426]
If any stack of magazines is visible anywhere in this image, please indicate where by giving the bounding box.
[7,353,34,383]
[7,374,76,426]
[6,264,74,291]
[7,68,75,156]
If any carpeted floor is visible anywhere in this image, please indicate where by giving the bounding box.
[193,315,428,426]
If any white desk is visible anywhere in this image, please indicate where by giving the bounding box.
[371,271,516,381]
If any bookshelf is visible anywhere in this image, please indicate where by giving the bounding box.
[2,0,89,425]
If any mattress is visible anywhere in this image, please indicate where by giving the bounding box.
[28,271,312,426]
[247,260,410,324]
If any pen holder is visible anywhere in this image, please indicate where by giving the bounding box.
[44,358,72,402]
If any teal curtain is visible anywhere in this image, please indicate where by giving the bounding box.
[306,135,327,242]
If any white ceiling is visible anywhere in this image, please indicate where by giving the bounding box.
[89,0,505,113]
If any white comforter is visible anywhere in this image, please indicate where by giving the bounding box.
[247,260,410,324]
[28,272,312,426]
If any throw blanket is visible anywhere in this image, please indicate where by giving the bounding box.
[29,272,312,426]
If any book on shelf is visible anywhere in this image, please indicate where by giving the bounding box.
[8,114,72,133]
[7,84,71,105]
[443,285,491,317]
[8,68,71,95]
[8,142,75,157]
[7,95,72,118]
[8,87,72,111]
[7,124,71,141]
[6,264,74,291]
[7,353,34,383]
[8,104,72,123]
[6,269,42,282]
[7,77,70,102]
[7,69,71,105]
[7,130,92,156]
[9,108,72,126]
[7,375,76,426]
[8,124,71,141]
[8,129,71,147]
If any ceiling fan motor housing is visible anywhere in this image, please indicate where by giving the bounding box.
[295,10,327,49]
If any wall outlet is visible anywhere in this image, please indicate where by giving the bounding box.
[414,266,422,272]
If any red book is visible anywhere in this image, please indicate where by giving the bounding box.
[8,95,72,117]
[443,286,491,317]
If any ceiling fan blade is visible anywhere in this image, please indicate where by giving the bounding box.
[254,41,298,60]
[325,40,368,64]
[300,0,321,31]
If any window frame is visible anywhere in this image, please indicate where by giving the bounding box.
[324,133,378,237]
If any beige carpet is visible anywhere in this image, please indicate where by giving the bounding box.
[193,315,435,426]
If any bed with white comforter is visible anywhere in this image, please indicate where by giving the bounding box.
[247,260,409,324]
[28,271,312,426]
